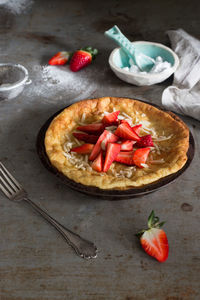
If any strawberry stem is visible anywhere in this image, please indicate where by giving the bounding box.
[81,47,98,59]
[136,210,166,238]
[148,210,165,229]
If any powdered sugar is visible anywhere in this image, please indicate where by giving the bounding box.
[25,65,97,103]
[122,56,172,74]
[42,65,95,98]
[0,0,33,14]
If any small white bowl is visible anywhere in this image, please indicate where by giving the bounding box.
[0,63,31,101]
[108,41,179,86]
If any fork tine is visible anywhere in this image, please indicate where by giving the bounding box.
[0,162,21,190]
[0,181,12,197]
[0,167,19,193]
[0,175,16,196]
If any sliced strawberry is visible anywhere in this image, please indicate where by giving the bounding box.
[132,124,142,135]
[73,132,99,144]
[120,119,131,125]
[120,120,142,135]
[103,143,121,172]
[102,111,120,126]
[91,151,103,172]
[70,47,98,72]
[120,140,136,151]
[133,148,150,168]
[115,122,140,141]
[115,151,134,165]
[100,131,119,151]
[71,143,94,154]
[49,51,70,65]
[77,123,104,134]
[89,130,118,161]
[137,210,169,263]
[136,135,154,148]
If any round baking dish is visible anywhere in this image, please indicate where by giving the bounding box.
[36,99,194,200]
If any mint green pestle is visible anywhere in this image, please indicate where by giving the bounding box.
[105,25,155,72]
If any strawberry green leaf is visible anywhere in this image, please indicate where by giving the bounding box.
[81,47,98,59]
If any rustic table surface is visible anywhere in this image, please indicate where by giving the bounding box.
[0,0,200,299]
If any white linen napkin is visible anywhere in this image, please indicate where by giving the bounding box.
[162,29,200,121]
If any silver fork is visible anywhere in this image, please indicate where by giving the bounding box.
[0,162,97,259]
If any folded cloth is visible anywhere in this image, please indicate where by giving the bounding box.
[162,29,200,121]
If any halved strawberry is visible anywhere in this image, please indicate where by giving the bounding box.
[137,210,169,263]
[133,148,150,168]
[136,135,154,148]
[70,47,98,72]
[132,124,142,135]
[120,140,136,151]
[77,123,104,134]
[115,122,140,141]
[102,111,120,126]
[49,51,70,65]
[91,151,103,172]
[71,143,94,154]
[73,132,99,144]
[115,151,134,165]
[89,130,118,161]
[103,143,121,172]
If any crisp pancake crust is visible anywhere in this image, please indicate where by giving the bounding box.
[45,97,189,190]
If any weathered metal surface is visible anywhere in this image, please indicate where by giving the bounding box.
[0,0,200,299]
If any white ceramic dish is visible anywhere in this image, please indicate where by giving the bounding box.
[0,63,31,100]
[108,41,179,86]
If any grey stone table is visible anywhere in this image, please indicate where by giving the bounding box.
[0,0,200,299]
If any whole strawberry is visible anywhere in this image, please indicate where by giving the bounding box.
[70,47,98,72]
[137,211,169,262]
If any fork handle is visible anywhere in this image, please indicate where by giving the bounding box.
[24,198,97,259]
